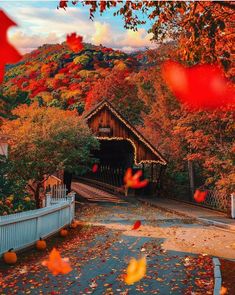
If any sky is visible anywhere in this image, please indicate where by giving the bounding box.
[0,1,157,54]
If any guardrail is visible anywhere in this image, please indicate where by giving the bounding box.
[0,192,75,256]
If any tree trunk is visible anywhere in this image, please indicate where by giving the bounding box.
[63,171,72,193]
[34,184,41,209]
[187,160,195,198]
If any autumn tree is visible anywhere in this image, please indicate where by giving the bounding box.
[85,69,147,125]
[0,90,30,122]
[2,103,99,208]
[64,1,234,74]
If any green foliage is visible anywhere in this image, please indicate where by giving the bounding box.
[73,54,91,67]
[0,91,30,120]
[0,156,35,216]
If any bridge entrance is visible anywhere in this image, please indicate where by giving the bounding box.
[80,100,167,195]
[93,139,134,169]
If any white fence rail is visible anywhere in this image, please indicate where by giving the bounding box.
[0,190,75,256]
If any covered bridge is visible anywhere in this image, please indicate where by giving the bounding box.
[82,100,167,193]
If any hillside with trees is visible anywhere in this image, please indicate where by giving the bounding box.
[1,34,234,201]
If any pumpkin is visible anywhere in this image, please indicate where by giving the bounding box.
[36,238,47,251]
[3,248,17,264]
[60,229,68,237]
[70,220,78,228]
[70,222,77,229]
[24,197,31,202]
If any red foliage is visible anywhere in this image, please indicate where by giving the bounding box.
[67,97,75,105]
[0,10,22,83]
[66,33,84,53]
[162,61,235,110]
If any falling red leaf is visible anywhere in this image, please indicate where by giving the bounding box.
[124,168,148,189]
[132,220,141,230]
[92,164,98,173]
[66,33,84,53]
[193,189,208,203]
[42,248,72,275]
[57,1,68,10]
[162,61,235,110]
[0,10,22,83]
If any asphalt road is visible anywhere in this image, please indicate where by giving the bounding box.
[0,186,214,294]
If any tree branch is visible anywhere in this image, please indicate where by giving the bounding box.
[217,1,235,10]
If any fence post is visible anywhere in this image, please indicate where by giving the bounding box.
[231,193,235,219]
[46,193,51,207]
[68,192,75,222]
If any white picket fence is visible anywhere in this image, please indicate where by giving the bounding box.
[0,187,75,256]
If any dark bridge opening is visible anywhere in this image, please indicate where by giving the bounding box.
[85,139,134,187]
[94,139,134,168]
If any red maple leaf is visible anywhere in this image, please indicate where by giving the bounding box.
[162,61,235,110]
[0,10,22,83]
[92,164,98,173]
[193,189,208,203]
[66,33,84,53]
[132,220,141,230]
[124,168,148,189]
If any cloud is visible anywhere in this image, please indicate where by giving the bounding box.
[10,31,60,54]
[91,22,113,46]
[119,29,155,49]
[2,3,156,53]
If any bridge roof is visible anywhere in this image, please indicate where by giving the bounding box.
[84,100,167,166]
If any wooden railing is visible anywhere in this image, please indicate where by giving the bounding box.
[0,190,75,256]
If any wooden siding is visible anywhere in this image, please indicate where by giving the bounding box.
[86,102,167,165]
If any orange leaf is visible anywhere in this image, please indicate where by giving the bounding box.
[42,248,72,275]
[220,286,228,295]
[125,257,146,285]
[124,168,148,189]
[66,33,84,53]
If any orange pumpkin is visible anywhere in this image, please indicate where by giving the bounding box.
[36,238,47,251]
[60,229,68,237]
[3,248,17,264]
[70,220,78,228]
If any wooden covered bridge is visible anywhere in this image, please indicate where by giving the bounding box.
[77,99,167,195]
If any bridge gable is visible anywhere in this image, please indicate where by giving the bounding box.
[85,100,167,165]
